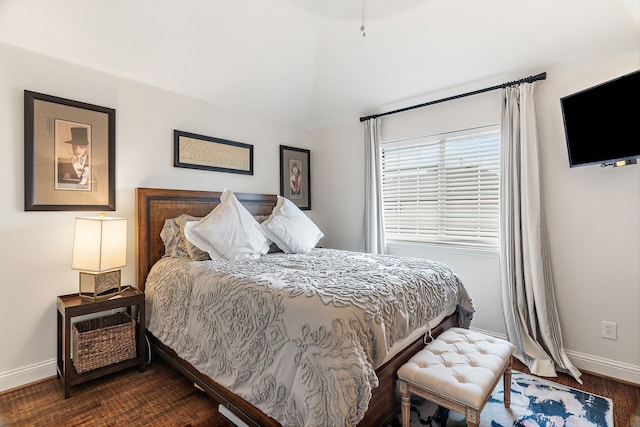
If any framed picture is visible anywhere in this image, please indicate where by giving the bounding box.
[174,130,253,175]
[24,91,115,211]
[280,145,311,210]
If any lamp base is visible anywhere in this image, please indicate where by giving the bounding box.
[79,270,121,301]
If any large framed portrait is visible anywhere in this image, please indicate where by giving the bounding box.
[24,91,116,211]
[280,145,311,210]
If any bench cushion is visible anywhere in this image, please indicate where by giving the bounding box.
[397,327,514,409]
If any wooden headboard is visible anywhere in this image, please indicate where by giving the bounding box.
[135,187,278,291]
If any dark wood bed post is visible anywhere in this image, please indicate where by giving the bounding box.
[135,187,460,427]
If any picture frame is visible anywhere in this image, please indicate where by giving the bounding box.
[174,130,253,175]
[280,145,311,210]
[24,91,116,211]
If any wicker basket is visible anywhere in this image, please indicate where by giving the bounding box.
[72,312,136,374]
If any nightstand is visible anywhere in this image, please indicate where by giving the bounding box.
[56,286,146,398]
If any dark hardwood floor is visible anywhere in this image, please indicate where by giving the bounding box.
[0,356,228,427]
[0,356,638,426]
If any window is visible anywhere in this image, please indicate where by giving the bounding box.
[381,125,500,249]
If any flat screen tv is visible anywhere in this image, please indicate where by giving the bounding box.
[560,70,639,167]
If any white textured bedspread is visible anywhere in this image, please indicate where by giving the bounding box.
[145,248,474,427]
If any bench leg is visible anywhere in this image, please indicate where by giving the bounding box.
[399,380,410,427]
[465,407,480,427]
[504,359,513,409]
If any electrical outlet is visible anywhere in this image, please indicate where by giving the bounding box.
[601,321,617,340]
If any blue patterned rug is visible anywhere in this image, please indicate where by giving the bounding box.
[388,371,613,427]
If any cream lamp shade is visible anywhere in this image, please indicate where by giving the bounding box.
[72,215,127,300]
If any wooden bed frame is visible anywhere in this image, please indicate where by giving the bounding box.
[135,187,460,427]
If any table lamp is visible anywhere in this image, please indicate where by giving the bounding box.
[72,214,127,300]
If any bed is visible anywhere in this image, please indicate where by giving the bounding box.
[135,187,474,427]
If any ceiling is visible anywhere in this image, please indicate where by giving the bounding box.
[0,0,638,129]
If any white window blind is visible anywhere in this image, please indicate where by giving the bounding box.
[381,126,500,249]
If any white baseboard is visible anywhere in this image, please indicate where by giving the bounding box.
[469,326,508,341]
[1,347,637,395]
[566,349,640,385]
[0,359,56,393]
[469,327,639,385]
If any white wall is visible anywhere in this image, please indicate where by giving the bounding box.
[311,121,366,252]
[1,41,638,391]
[537,54,639,381]
[0,42,312,391]
[313,53,640,383]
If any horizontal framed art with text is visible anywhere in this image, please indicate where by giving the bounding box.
[24,90,116,211]
[174,130,253,175]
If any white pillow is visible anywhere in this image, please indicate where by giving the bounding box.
[261,196,324,254]
[184,190,271,260]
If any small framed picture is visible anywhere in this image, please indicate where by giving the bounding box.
[24,91,115,211]
[174,130,253,175]
[280,145,311,210]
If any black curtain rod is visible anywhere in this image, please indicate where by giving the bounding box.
[359,72,547,122]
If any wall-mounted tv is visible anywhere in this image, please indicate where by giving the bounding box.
[560,70,639,167]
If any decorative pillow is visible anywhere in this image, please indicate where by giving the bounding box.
[184,190,271,260]
[255,214,282,253]
[159,218,190,258]
[260,196,324,254]
[175,215,210,261]
[254,214,270,224]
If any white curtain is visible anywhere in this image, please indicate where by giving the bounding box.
[363,118,386,254]
[500,83,582,383]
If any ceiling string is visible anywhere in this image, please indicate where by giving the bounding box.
[360,0,366,37]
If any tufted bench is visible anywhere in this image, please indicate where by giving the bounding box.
[397,327,515,427]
